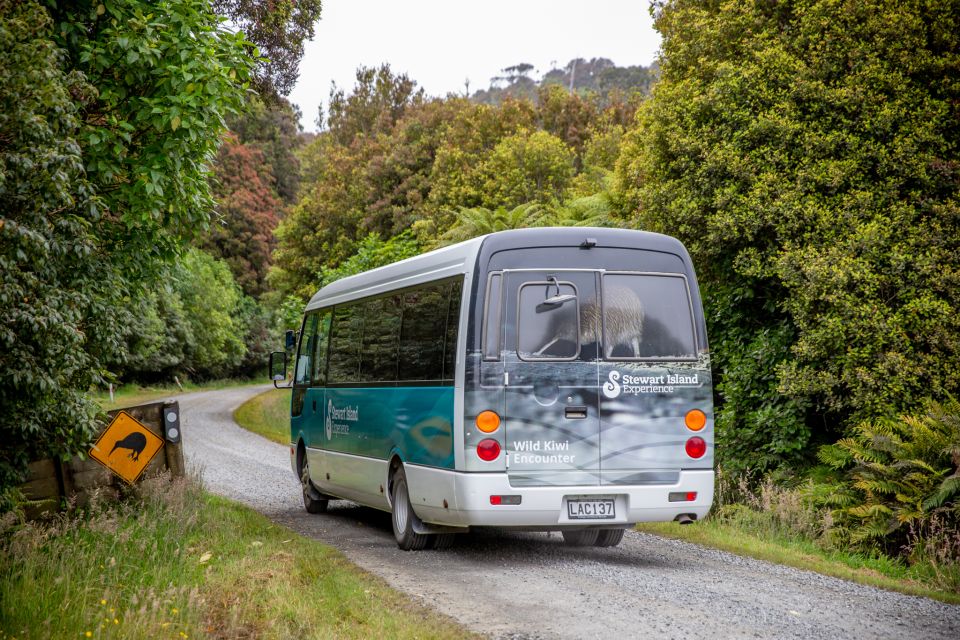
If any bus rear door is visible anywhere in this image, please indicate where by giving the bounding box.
[501,270,600,487]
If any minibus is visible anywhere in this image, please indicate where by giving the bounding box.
[270,227,714,550]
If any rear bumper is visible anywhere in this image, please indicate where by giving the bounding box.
[447,469,714,527]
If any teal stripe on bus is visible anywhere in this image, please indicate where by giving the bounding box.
[299,386,455,469]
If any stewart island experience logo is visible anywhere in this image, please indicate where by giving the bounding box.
[325,399,334,439]
[326,399,358,439]
[602,371,622,398]
[603,370,701,398]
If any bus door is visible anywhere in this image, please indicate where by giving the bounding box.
[501,270,600,487]
[596,272,710,485]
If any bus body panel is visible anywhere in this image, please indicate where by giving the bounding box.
[309,448,390,509]
[597,361,714,483]
[320,386,455,469]
[452,469,714,526]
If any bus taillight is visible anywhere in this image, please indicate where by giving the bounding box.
[685,436,706,459]
[477,439,501,461]
[476,410,501,433]
[684,409,706,431]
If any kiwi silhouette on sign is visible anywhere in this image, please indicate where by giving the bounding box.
[89,411,165,484]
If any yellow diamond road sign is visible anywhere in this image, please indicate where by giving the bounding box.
[89,411,165,485]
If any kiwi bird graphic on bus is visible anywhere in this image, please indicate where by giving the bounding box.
[109,431,148,461]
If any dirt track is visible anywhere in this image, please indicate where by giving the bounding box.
[178,386,959,640]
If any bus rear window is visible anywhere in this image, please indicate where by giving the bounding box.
[602,274,697,360]
[517,281,580,360]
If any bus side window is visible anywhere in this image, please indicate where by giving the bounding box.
[359,295,402,383]
[311,310,332,386]
[442,279,463,381]
[295,313,318,386]
[482,273,502,360]
[328,304,362,383]
[399,282,448,382]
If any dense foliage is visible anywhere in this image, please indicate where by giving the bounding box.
[0,0,253,488]
[814,398,960,555]
[202,135,281,297]
[614,0,960,474]
[271,66,633,304]
[212,0,323,96]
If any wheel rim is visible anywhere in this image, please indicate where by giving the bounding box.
[301,460,312,497]
[393,478,409,535]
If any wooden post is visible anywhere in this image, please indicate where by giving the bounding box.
[162,401,186,479]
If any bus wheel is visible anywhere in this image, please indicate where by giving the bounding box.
[562,529,600,547]
[390,466,430,551]
[300,459,328,514]
[432,534,457,550]
[594,528,625,547]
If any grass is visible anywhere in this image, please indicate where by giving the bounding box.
[638,513,960,605]
[233,388,291,445]
[0,476,476,639]
[92,379,264,412]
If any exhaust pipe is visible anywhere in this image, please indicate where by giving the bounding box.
[675,513,696,525]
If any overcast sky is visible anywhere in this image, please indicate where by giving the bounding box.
[288,1,661,131]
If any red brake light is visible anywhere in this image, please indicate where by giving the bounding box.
[685,436,706,459]
[477,439,501,461]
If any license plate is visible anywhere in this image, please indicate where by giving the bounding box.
[566,498,615,520]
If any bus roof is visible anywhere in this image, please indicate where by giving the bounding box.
[305,227,690,310]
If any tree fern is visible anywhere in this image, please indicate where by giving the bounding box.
[815,398,960,555]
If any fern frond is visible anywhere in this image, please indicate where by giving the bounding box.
[923,475,960,510]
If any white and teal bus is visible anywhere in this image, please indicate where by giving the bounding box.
[270,228,714,550]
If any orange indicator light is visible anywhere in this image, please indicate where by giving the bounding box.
[685,409,707,431]
[476,410,501,433]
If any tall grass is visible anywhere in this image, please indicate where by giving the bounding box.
[1,476,474,639]
[233,388,291,445]
[1,477,208,639]
[642,466,960,601]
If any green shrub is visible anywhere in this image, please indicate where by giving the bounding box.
[815,398,960,556]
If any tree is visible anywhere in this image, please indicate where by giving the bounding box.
[227,96,304,204]
[204,135,281,297]
[438,203,544,246]
[537,84,599,160]
[0,0,253,489]
[615,0,960,474]
[271,70,471,302]
[327,65,423,145]
[171,249,247,376]
[477,129,575,208]
[212,0,323,96]
[427,100,537,214]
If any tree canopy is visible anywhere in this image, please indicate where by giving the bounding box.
[614,0,960,473]
[0,0,254,488]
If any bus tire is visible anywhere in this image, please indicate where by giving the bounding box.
[390,466,430,551]
[562,529,600,547]
[300,458,328,514]
[431,534,457,550]
[594,528,625,547]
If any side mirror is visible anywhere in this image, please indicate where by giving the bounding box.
[269,351,288,388]
[285,329,296,351]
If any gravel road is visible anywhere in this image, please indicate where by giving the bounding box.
[178,386,959,640]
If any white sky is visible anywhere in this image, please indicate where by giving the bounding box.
[288,1,661,131]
